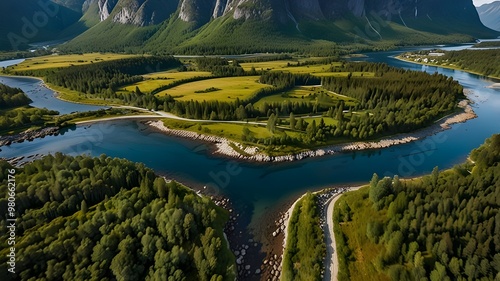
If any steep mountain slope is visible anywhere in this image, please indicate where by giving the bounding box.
[8,0,499,53]
[477,1,500,31]
[51,0,87,12]
[0,0,82,51]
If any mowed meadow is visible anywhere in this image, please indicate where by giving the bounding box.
[240,60,375,77]
[8,53,140,71]
[253,86,358,108]
[120,71,212,93]
[157,76,268,102]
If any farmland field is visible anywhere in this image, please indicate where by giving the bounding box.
[240,60,374,77]
[298,116,339,126]
[120,71,212,93]
[7,53,139,71]
[254,86,358,107]
[158,76,269,102]
[142,71,212,80]
[239,60,298,71]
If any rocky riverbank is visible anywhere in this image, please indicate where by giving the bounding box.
[145,98,476,163]
[1,153,44,167]
[0,127,59,147]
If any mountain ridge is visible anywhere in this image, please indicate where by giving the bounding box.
[477,1,500,31]
[1,0,498,53]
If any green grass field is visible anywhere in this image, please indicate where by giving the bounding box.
[143,71,212,80]
[47,83,122,106]
[334,186,390,281]
[240,59,375,77]
[239,60,299,71]
[8,53,139,71]
[161,119,307,153]
[119,71,212,93]
[254,86,358,107]
[240,61,342,74]
[162,119,273,140]
[158,76,268,102]
[300,116,339,126]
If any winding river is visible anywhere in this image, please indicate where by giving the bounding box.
[1,47,499,228]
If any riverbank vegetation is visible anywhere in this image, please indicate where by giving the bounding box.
[54,108,145,126]
[0,153,236,280]
[0,83,58,134]
[120,71,212,94]
[282,192,326,281]
[334,134,500,281]
[399,49,500,78]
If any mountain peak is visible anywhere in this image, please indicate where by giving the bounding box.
[476,0,500,31]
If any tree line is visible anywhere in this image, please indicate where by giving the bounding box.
[321,68,461,135]
[407,49,500,78]
[336,134,500,280]
[12,56,182,95]
[0,153,236,281]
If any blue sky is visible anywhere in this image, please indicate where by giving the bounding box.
[473,0,498,6]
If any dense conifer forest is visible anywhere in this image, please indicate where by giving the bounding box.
[0,154,236,280]
[335,134,500,280]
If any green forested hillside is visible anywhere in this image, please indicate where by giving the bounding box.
[335,134,500,281]
[0,154,236,280]
[0,0,81,51]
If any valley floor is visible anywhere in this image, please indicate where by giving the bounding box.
[142,98,476,162]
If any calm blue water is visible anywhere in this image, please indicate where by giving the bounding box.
[0,50,499,225]
[0,59,25,68]
[0,59,107,114]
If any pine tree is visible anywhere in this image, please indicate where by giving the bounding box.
[289,112,296,130]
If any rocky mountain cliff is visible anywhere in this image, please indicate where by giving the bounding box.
[477,1,500,31]
[2,0,498,52]
[81,0,485,27]
[80,0,177,25]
